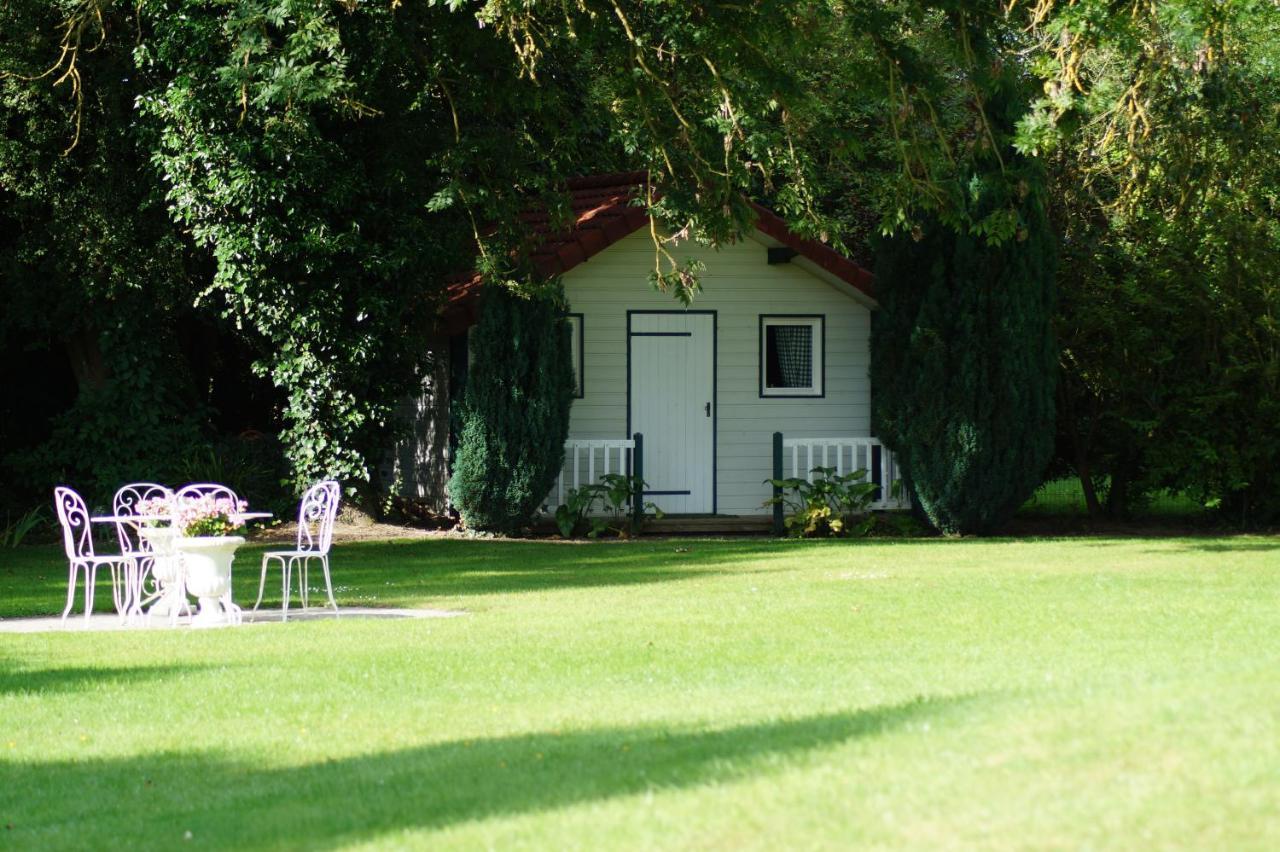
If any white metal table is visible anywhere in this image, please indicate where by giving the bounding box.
[91,512,272,625]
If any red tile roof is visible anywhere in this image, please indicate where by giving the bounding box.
[444,171,874,329]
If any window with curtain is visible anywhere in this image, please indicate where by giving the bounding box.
[761,316,823,396]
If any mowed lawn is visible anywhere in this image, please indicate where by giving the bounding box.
[1,535,1278,850]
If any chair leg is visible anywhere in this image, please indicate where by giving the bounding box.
[253,555,271,612]
[320,555,338,615]
[83,566,96,625]
[115,563,127,619]
[299,558,310,610]
[136,557,152,605]
[110,563,128,625]
[108,564,119,617]
[282,557,293,623]
[126,558,142,622]
[128,558,146,623]
[61,562,80,623]
[116,562,132,625]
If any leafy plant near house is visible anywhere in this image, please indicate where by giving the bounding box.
[764,467,882,538]
[555,474,664,539]
[450,283,576,534]
[554,487,599,539]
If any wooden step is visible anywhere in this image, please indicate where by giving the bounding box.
[533,514,775,536]
[643,515,773,535]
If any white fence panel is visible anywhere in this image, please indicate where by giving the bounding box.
[779,436,909,510]
[547,438,637,513]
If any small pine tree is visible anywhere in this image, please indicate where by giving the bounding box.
[871,189,1057,534]
[448,281,575,533]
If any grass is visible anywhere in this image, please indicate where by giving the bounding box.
[1019,477,1205,519]
[2,535,1279,849]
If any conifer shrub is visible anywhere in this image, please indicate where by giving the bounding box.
[871,189,1057,535]
[448,281,575,533]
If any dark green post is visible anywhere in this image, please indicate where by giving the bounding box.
[772,431,784,536]
[632,432,644,527]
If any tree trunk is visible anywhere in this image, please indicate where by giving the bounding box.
[381,333,454,517]
[1105,455,1134,520]
[63,326,108,394]
[1077,457,1102,517]
[1060,377,1103,517]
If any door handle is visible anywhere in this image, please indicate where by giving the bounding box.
[705,402,711,418]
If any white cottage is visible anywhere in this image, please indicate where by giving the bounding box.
[391,173,904,525]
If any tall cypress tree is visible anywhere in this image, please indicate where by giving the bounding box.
[448,281,575,533]
[871,83,1057,535]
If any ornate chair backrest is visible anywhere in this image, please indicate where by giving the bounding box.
[53,486,94,561]
[113,483,173,555]
[296,480,341,554]
[175,482,241,507]
[174,483,243,535]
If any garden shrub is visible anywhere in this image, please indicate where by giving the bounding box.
[872,200,1057,534]
[448,281,575,533]
[872,172,1057,534]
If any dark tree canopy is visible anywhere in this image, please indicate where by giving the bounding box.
[1045,3,1280,522]
[1,0,1276,528]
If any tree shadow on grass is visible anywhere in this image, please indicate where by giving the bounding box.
[0,695,974,850]
[247,537,809,604]
[0,662,210,697]
[4,540,805,618]
[1142,539,1279,554]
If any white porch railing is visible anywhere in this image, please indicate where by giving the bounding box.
[550,437,641,513]
[776,435,909,513]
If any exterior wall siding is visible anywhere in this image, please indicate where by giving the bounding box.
[562,229,872,516]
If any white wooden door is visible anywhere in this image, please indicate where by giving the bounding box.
[629,312,715,513]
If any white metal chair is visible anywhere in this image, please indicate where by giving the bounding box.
[253,480,341,622]
[53,486,137,625]
[113,483,173,616]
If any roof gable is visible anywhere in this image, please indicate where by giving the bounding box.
[445,172,874,327]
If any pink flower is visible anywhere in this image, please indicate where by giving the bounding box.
[170,492,250,537]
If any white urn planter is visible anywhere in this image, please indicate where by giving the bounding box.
[175,535,245,626]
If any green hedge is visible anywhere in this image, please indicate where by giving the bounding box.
[871,195,1057,535]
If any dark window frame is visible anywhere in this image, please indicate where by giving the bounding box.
[758,314,825,399]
